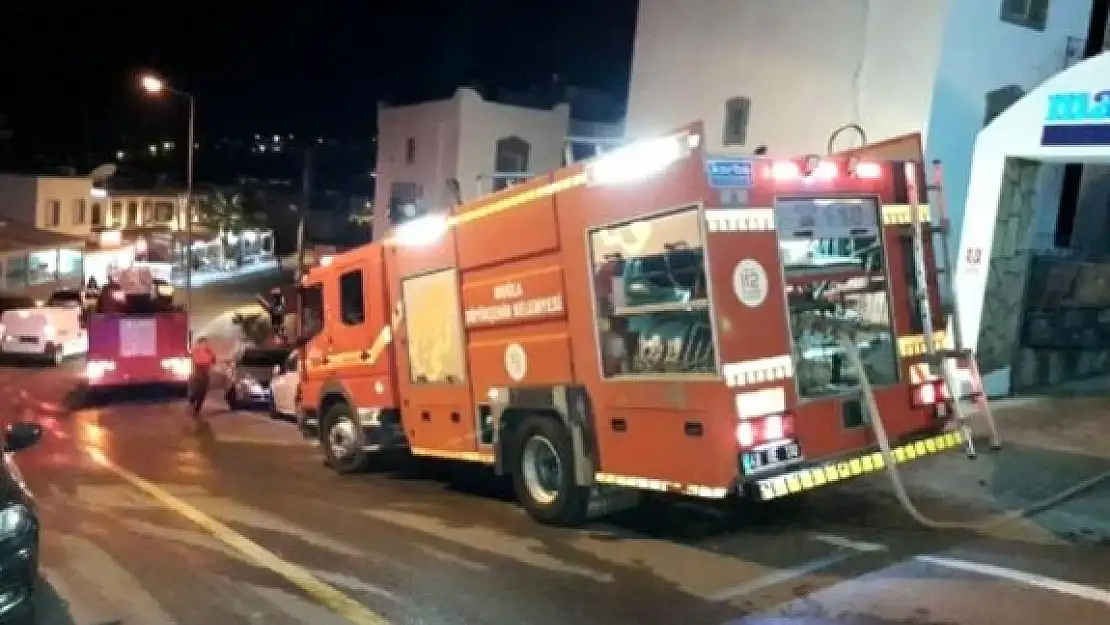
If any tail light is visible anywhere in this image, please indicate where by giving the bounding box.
[86,360,117,380]
[910,380,947,407]
[736,413,796,449]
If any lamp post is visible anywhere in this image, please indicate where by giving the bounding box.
[141,73,196,332]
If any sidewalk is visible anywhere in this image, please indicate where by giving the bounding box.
[850,377,1110,539]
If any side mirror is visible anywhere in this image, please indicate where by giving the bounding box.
[272,364,282,376]
[5,422,42,453]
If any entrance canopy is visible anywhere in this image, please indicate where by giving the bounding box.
[956,51,1110,393]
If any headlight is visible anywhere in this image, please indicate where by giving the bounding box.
[0,504,31,539]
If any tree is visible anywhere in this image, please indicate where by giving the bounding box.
[196,190,264,234]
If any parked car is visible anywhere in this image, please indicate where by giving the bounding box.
[1,305,87,364]
[0,294,38,339]
[0,420,43,624]
[225,346,292,411]
[269,350,300,420]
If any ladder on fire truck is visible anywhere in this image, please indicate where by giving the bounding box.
[905,160,1001,457]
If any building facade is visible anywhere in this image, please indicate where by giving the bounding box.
[372,88,571,236]
[624,0,1094,240]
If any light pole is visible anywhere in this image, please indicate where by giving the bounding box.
[141,73,196,332]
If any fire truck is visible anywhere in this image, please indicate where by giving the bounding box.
[294,121,977,526]
[83,266,192,399]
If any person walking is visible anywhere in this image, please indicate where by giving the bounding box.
[188,336,217,421]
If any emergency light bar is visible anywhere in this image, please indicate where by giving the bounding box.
[587,132,700,186]
[766,157,883,182]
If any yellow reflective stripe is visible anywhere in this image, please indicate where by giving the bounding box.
[882,204,931,225]
[756,429,964,501]
[898,331,948,358]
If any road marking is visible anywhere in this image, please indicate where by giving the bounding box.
[809,534,888,552]
[916,555,1110,605]
[84,447,389,625]
[708,550,860,601]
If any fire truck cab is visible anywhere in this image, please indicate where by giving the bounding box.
[296,121,963,526]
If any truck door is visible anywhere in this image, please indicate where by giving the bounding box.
[327,251,394,404]
[300,277,328,407]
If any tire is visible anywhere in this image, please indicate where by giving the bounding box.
[321,403,371,473]
[511,415,589,527]
[225,387,240,411]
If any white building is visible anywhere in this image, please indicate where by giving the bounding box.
[372,87,571,236]
[0,174,95,237]
[627,0,1110,394]
[626,0,1096,243]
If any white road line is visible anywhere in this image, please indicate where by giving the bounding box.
[808,534,888,552]
[708,551,859,601]
[916,555,1110,606]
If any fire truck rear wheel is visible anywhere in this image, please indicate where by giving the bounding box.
[322,403,371,473]
[511,415,589,526]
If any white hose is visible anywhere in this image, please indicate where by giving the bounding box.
[839,335,1110,531]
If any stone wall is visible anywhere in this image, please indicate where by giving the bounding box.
[976,158,1039,375]
[1015,257,1110,391]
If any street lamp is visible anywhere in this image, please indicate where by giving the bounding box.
[141,72,196,332]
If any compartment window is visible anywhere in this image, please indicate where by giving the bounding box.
[299,283,324,339]
[588,206,716,378]
[776,197,899,398]
[401,268,467,384]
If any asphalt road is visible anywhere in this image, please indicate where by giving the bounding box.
[4,276,1110,624]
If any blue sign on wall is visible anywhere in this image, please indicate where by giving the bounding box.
[1041,91,1110,147]
[705,158,754,188]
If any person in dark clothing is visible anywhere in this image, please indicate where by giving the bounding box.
[188,337,217,420]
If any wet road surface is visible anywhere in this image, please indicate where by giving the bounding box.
[3,358,1110,624]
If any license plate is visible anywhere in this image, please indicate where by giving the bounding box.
[743,440,802,472]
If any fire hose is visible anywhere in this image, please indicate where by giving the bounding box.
[838,334,1110,531]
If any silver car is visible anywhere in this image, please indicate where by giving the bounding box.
[225,346,292,411]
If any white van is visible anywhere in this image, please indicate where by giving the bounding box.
[0,306,88,364]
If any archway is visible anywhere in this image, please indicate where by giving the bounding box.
[956,51,1110,396]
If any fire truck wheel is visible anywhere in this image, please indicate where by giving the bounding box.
[511,415,589,526]
[322,403,371,473]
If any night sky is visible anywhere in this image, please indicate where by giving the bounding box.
[1,0,638,164]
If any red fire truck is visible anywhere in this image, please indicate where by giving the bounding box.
[83,267,192,399]
[294,121,968,526]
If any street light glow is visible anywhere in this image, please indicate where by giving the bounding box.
[140,75,165,94]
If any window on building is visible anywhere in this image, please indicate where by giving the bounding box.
[90,203,102,226]
[984,85,1025,126]
[127,201,139,225]
[493,136,531,192]
[72,199,86,225]
[723,96,752,146]
[388,181,422,225]
[154,202,175,222]
[4,255,26,289]
[28,250,57,285]
[405,137,416,165]
[1000,0,1049,31]
[44,200,61,227]
[339,269,365,325]
[58,249,82,281]
[142,201,154,224]
[111,202,123,225]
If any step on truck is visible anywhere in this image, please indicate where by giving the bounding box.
[84,267,192,399]
[294,121,970,526]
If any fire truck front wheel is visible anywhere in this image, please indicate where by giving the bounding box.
[321,403,371,473]
[511,415,589,527]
